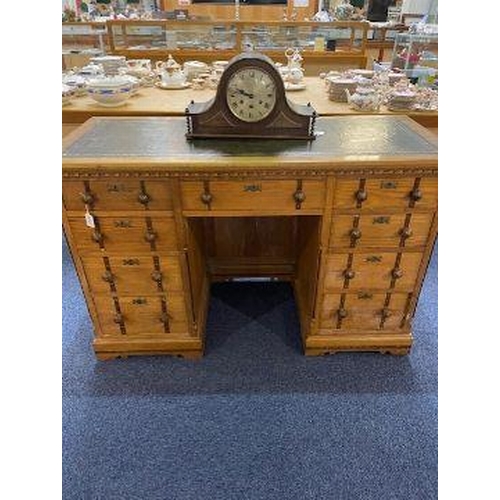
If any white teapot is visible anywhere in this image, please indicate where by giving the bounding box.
[156,55,186,87]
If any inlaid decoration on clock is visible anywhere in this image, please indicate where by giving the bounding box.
[185,52,316,140]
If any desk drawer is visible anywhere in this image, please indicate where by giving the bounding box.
[320,292,410,331]
[67,215,178,253]
[63,179,174,211]
[181,180,325,213]
[333,177,437,210]
[93,294,190,337]
[81,254,184,295]
[324,251,424,291]
[330,213,434,248]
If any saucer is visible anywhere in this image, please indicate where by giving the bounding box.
[155,82,191,90]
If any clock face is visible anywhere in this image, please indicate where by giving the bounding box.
[226,67,277,123]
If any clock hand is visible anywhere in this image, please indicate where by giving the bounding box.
[236,88,254,99]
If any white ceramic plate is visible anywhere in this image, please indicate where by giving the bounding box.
[155,82,191,90]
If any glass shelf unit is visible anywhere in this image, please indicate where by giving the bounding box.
[106,20,369,69]
[390,32,438,80]
[62,22,109,53]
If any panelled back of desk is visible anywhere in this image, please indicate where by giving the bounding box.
[62,168,437,357]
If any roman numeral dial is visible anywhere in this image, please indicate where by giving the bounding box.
[226,68,277,123]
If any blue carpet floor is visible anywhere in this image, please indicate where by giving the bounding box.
[63,238,438,500]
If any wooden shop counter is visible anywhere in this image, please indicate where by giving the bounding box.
[62,115,437,360]
[62,77,438,137]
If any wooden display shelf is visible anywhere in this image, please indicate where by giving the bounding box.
[62,76,437,133]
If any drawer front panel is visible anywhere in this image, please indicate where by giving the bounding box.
[320,292,410,331]
[330,213,434,248]
[67,215,178,253]
[63,179,174,211]
[81,254,184,295]
[324,252,424,290]
[181,180,325,212]
[94,294,190,336]
[333,177,438,210]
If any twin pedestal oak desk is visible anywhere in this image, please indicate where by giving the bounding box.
[62,115,438,360]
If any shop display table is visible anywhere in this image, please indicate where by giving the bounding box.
[62,77,438,134]
[62,115,437,360]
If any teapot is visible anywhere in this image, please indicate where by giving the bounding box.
[156,55,186,87]
[345,79,382,112]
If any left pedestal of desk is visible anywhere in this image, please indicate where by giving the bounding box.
[62,177,205,360]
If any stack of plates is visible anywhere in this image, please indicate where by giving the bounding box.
[327,78,357,102]
[387,91,417,111]
[91,56,126,76]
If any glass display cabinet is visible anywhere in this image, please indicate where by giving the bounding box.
[107,20,369,70]
[390,32,438,82]
[62,22,109,53]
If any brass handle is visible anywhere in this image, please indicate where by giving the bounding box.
[101,271,114,283]
[380,308,392,319]
[138,192,150,205]
[400,227,413,239]
[80,192,94,205]
[200,192,213,205]
[92,231,103,243]
[355,189,368,202]
[337,308,348,319]
[344,269,355,279]
[293,190,306,204]
[392,268,403,279]
[113,313,124,324]
[160,312,171,324]
[350,228,362,240]
[151,270,163,282]
[410,188,423,202]
[145,231,157,243]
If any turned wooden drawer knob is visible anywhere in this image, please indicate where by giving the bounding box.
[355,189,368,202]
[160,312,171,324]
[337,308,348,319]
[101,271,114,283]
[400,227,413,239]
[113,313,124,324]
[344,269,356,279]
[350,228,362,240]
[92,231,103,243]
[138,192,150,205]
[293,190,306,203]
[380,308,392,319]
[410,188,423,202]
[145,231,157,242]
[151,271,163,282]
[200,192,213,205]
[392,268,404,279]
[80,192,94,205]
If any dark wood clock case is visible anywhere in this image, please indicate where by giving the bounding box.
[185,52,317,140]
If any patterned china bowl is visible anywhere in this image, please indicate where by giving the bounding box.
[86,76,134,107]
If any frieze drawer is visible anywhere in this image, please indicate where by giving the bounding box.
[93,294,190,337]
[330,212,435,249]
[320,292,411,331]
[181,180,325,213]
[81,254,185,295]
[67,215,179,253]
[332,177,438,210]
[63,179,174,211]
[324,251,424,291]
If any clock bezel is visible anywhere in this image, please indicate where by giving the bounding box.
[224,65,278,124]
